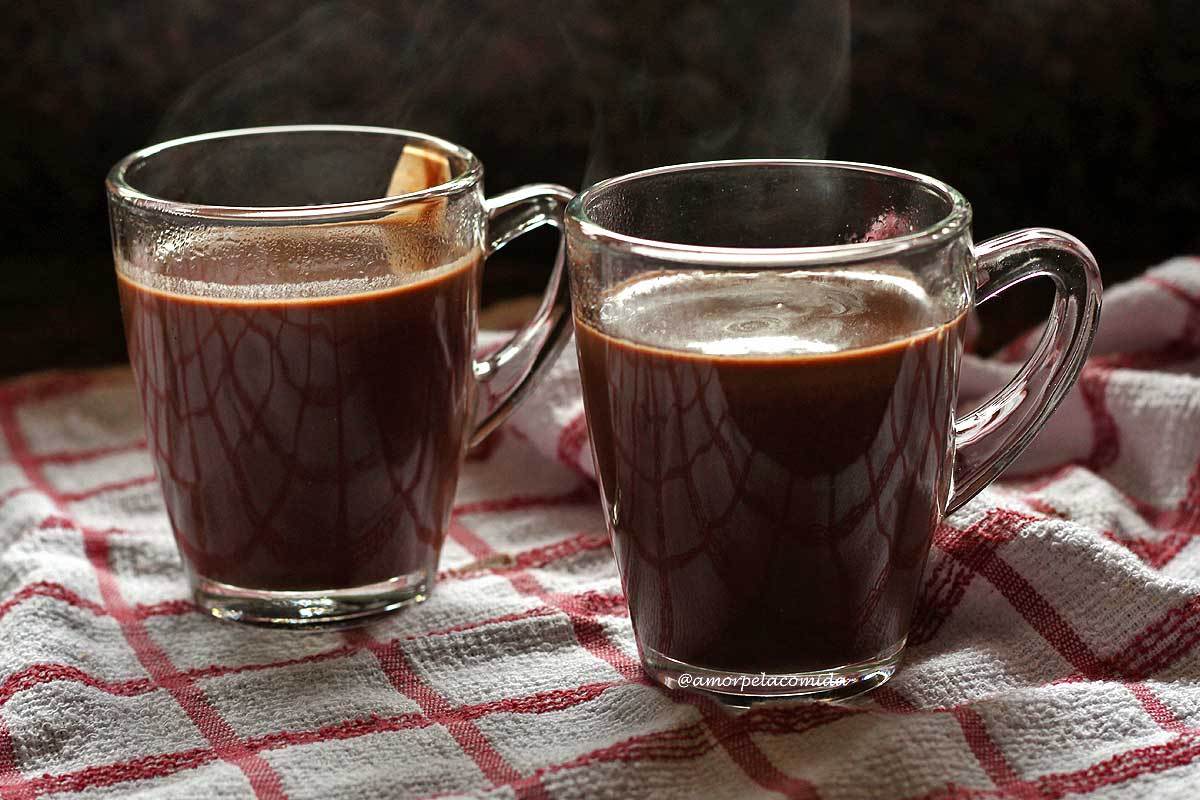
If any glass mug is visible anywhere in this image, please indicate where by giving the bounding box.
[107,125,574,627]
[565,160,1101,702]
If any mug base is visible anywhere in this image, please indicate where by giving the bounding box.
[193,569,433,629]
[643,640,905,705]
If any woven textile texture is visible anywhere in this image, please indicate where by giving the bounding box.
[0,258,1198,799]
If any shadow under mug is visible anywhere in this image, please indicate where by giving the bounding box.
[565,160,1102,703]
[107,125,575,627]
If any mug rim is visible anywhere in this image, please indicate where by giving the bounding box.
[105,124,483,223]
[565,159,973,267]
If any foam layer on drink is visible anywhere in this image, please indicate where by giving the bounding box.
[117,248,479,304]
[596,269,946,357]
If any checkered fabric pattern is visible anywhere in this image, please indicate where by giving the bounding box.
[0,257,1198,799]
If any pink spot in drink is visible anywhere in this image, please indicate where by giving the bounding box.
[861,210,913,242]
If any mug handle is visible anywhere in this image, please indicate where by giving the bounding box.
[948,228,1103,513]
[470,183,577,446]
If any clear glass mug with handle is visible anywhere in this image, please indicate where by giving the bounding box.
[565,160,1101,702]
[107,125,575,627]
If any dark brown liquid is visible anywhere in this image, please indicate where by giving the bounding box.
[119,256,479,591]
[576,271,964,673]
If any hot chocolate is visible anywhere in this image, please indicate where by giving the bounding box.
[575,270,964,673]
[119,253,479,592]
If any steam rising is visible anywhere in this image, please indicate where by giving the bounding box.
[155,1,850,188]
[558,1,851,184]
[156,2,477,140]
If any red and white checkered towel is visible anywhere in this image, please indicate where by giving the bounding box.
[0,257,1197,799]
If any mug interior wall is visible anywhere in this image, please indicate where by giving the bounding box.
[583,163,956,249]
[123,130,470,207]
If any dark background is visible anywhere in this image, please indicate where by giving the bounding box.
[3,0,1198,376]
